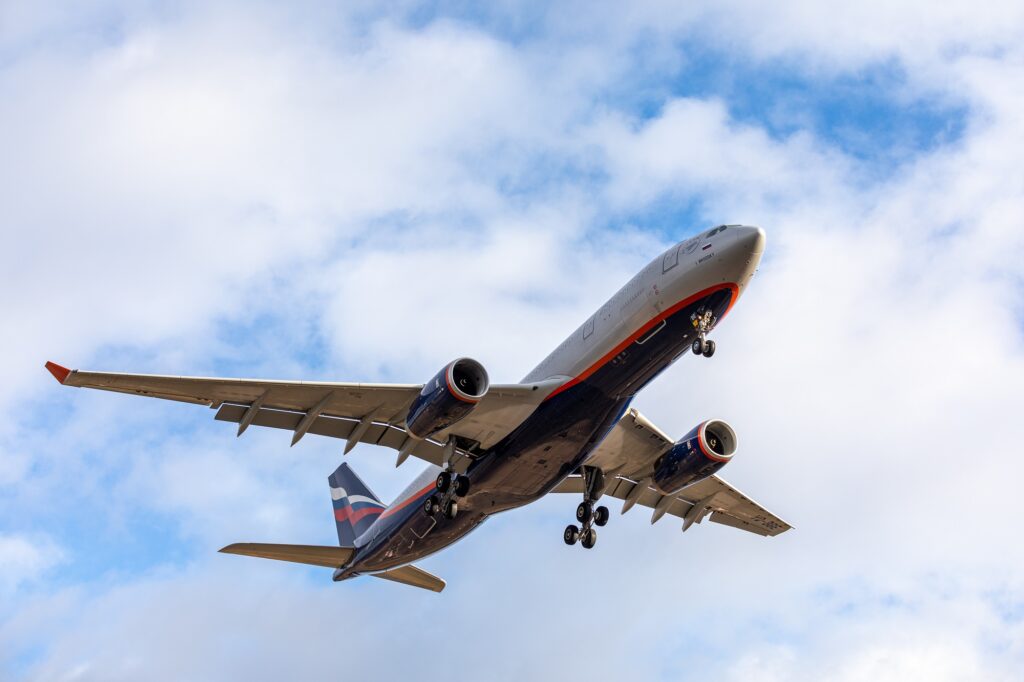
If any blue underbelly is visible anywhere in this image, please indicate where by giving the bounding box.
[343,286,733,574]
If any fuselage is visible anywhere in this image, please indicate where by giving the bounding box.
[337,225,766,579]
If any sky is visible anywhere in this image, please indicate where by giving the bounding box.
[2,1,1023,679]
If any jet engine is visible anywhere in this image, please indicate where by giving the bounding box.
[405,358,490,440]
[652,420,737,495]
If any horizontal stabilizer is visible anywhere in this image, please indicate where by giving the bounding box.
[219,543,355,569]
[371,564,446,593]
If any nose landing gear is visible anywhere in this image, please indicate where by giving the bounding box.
[564,466,609,550]
[691,337,716,357]
[690,308,717,358]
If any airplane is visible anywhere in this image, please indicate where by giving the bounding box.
[45,224,790,593]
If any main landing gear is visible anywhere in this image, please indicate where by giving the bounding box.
[424,470,471,521]
[564,466,609,550]
[690,308,717,358]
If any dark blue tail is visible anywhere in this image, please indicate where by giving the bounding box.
[328,462,385,546]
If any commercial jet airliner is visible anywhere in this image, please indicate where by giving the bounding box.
[46,225,790,592]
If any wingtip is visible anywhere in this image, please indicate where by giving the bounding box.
[45,361,72,384]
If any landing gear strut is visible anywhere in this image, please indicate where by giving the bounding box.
[564,466,609,549]
[424,443,471,520]
[690,308,717,358]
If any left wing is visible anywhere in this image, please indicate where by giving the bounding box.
[44,361,561,468]
[554,408,792,537]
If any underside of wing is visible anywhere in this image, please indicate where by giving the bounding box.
[555,407,792,537]
[46,361,564,469]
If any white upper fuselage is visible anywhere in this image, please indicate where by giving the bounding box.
[523,225,766,385]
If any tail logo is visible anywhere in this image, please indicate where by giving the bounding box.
[331,486,385,526]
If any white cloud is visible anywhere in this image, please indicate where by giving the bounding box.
[2,1,1023,680]
[0,534,63,595]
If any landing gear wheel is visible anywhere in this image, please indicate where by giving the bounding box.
[576,501,593,524]
[563,524,580,545]
[442,499,458,519]
[692,337,706,355]
[436,471,452,493]
[454,475,471,497]
[581,528,597,549]
[702,339,716,358]
[593,505,610,527]
[424,495,440,516]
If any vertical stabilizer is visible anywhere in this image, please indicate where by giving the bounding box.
[328,462,385,546]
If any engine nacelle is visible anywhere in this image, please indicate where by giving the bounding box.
[652,419,737,495]
[405,358,490,440]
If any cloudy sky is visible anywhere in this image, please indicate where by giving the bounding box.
[2,1,1023,679]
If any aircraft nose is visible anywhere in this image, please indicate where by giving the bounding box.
[735,225,766,255]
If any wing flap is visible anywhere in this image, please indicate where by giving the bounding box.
[213,404,449,467]
[558,473,791,536]
[708,511,772,536]
[219,543,355,568]
[371,564,446,593]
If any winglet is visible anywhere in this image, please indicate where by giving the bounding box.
[45,361,72,384]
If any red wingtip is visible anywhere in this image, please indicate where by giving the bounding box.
[45,361,72,384]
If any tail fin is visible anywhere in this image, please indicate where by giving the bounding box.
[328,462,385,546]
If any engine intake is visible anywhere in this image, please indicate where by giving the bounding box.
[652,419,737,495]
[405,358,489,439]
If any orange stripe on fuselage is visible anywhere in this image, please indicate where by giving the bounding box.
[544,282,739,401]
[379,482,436,519]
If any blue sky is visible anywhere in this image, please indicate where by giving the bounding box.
[2,1,1024,680]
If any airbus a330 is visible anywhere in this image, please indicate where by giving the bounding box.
[46,224,790,592]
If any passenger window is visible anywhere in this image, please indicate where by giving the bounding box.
[662,246,679,273]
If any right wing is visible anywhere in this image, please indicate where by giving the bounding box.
[46,361,563,468]
[554,407,792,537]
